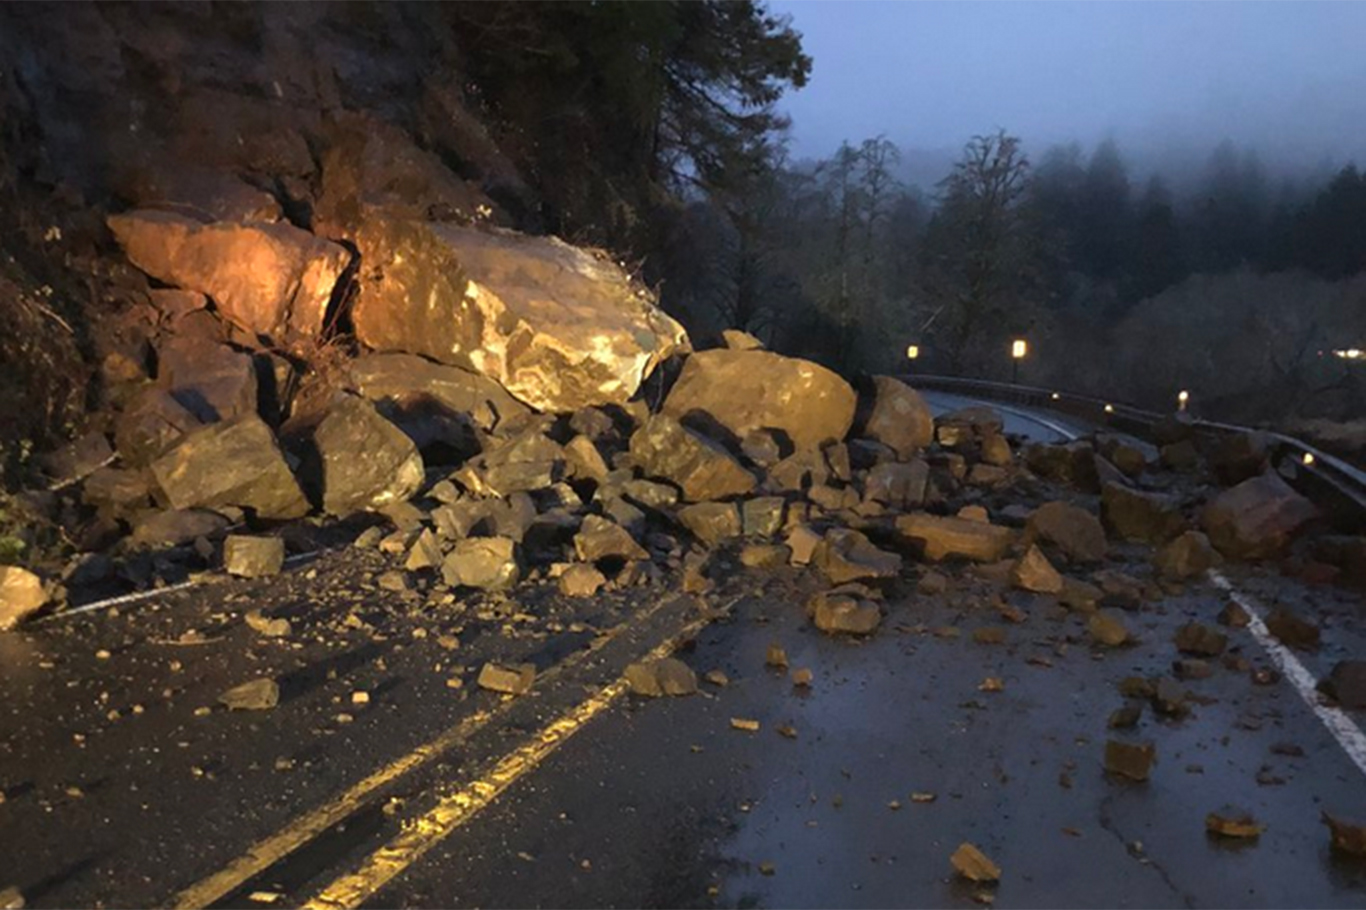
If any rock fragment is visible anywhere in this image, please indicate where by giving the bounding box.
[1173,622,1227,657]
[1025,501,1107,563]
[859,376,934,458]
[895,513,1014,562]
[574,515,649,563]
[291,394,424,517]
[813,528,902,585]
[0,566,48,631]
[1206,807,1265,839]
[220,678,280,711]
[1101,482,1185,543]
[1323,812,1366,856]
[625,658,698,697]
[1325,661,1366,709]
[629,414,756,502]
[1104,740,1156,781]
[477,663,536,695]
[1088,610,1130,648]
[1265,608,1319,650]
[808,592,881,635]
[441,537,520,590]
[1012,545,1064,594]
[677,502,741,548]
[558,564,607,597]
[950,843,1001,883]
[1202,472,1318,559]
[223,535,285,578]
[1154,530,1221,579]
[151,415,310,520]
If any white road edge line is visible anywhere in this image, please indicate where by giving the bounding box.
[1210,570,1366,779]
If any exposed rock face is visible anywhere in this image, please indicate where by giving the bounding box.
[662,349,856,451]
[0,566,48,630]
[293,394,424,517]
[1202,473,1318,559]
[1101,482,1186,543]
[150,415,310,519]
[1026,501,1107,563]
[107,210,350,342]
[348,220,687,413]
[895,513,1014,562]
[629,415,756,503]
[860,376,934,458]
[348,352,531,434]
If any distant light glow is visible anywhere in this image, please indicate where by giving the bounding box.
[1333,348,1364,360]
[1303,452,1316,466]
[906,344,920,360]
[1011,339,1028,359]
[1050,392,1060,400]
[1177,389,1190,411]
[1104,403,1115,414]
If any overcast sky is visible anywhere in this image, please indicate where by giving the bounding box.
[771,1,1366,180]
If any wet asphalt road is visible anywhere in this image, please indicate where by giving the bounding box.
[2,394,1364,908]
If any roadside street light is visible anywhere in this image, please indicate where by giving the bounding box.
[1177,390,1190,412]
[906,344,920,361]
[1333,348,1364,360]
[1010,338,1027,384]
[1104,403,1115,415]
[1303,452,1316,466]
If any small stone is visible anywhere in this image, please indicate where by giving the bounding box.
[919,571,949,595]
[477,662,536,695]
[785,524,823,566]
[705,670,730,687]
[378,570,411,592]
[765,643,789,669]
[1108,705,1142,729]
[1104,740,1156,781]
[405,529,443,572]
[1323,812,1366,856]
[911,792,937,803]
[741,543,791,569]
[1088,610,1129,647]
[1152,677,1189,717]
[1206,807,1265,839]
[1012,545,1063,594]
[777,723,798,739]
[950,843,1001,883]
[1265,608,1319,650]
[808,592,881,635]
[973,627,1007,645]
[1173,658,1213,680]
[1173,622,1227,657]
[0,886,24,909]
[442,536,520,591]
[791,667,814,688]
[223,535,285,579]
[979,677,1004,692]
[244,610,291,638]
[220,678,280,711]
[1217,601,1250,628]
[731,717,760,732]
[625,658,698,697]
[1325,661,1366,709]
[558,564,608,598]
[758,861,776,876]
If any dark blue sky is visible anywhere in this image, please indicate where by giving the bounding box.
[771,1,1366,178]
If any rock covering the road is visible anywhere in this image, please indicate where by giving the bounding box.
[0,566,48,630]
[1202,472,1318,559]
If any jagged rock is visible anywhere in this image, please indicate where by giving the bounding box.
[156,334,260,424]
[564,435,610,482]
[1101,482,1185,543]
[1025,501,1107,563]
[1025,441,1100,492]
[967,464,1010,487]
[766,448,831,493]
[1089,610,1130,647]
[808,591,881,635]
[741,429,785,468]
[864,460,929,509]
[441,536,520,590]
[808,483,858,512]
[349,352,532,434]
[347,220,686,412]
[223,535,285,578]
[574,515,648,562]
[1173,658,1212,680]
[1096,435,1147,478]
[108,210,349,342]
[41,431,113,486]
[859,376,933,458]
[1206,807,1265,839]
[785,524,822,566]
[1013,545,1063,594]
[83,467,154,518]
[405,529,443,571]
[118,163,284,223]
[957,505,989,523]
[1325,661,1366,709]
[1152,677,1188,716]
[1160,439,1201,472]
[1155,530,1222,579]
[1201,473,1318,559]
[1174,622,1227,656]
[1153,413,1196,445]
[980,433,1013,467]
[558,563,607,597]
[895,513,1014,562]
[678,502,742,547]
[1059,577,1103,613]
[455,431,564,498]
[1209,432,1271,486]
[629,415,756,502]
[936,406,1004,449]
[115,388,206,466]
[477,662,536,695]
[292,394,424,517]
[742,497,786,537]
[720,328,764,351]
[220,678,279,711]
[662,349,855,451]
[625,658,698,697]
[1217,601,1251,628]
[1104,740,1156,781]
[150,415,309,519]
[0,567,47,631]
[740,544,791,568]
[1324,813,1366,857]
[950,843,1001,883]
[813,529,902,584]
[130,508,232,547]
[1265,607,1319,650]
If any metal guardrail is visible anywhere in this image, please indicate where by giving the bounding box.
[902,373,1366,523]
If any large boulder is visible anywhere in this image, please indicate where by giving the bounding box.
[1025,501,1107,563]
[629,415,756,503]
[348,352,531,434]
[1101,482,1186,543]
[1202,473,1318,559]
[291,394,424,517]
[114,389,205,466]
[155,334,260,424]
[895,513,1015,562]
[813,528,902,584]
[859,376,934,459]
[346,219,686,412]
[107,210,350,342]
[1208,432,1271,487]
[150,414,310,519]
[662,349,856,451]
